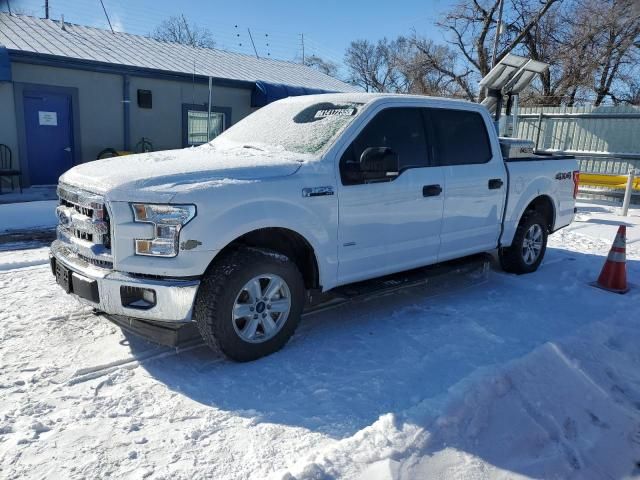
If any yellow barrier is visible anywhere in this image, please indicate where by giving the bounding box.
[579,173,640,190]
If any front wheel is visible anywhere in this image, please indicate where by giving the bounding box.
[499,211,548,274]
[194,247,305,362]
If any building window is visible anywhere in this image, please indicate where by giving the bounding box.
[186,110,225,146]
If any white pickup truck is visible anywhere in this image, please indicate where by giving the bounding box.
[51,93,579,361]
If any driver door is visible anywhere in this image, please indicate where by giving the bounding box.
[336,107,445,284]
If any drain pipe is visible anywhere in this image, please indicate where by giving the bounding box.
[123,74,131,151]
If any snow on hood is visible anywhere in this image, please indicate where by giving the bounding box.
[60,142,307,202]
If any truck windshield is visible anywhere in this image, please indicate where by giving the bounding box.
[210,99,363,155]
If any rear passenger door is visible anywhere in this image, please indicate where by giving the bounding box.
[427,107,506,261]
[336,107,445,284]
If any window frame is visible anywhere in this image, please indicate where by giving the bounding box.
[181,104,232,148]
[424,107,493,167]
[338,105,435,186]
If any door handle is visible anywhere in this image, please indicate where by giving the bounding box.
[488,178,503,189]
[63,147,72,152]
[423,184,442,197]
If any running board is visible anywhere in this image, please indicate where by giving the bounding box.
[105,254,491,347]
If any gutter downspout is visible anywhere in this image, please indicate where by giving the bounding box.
[123,74,130,151]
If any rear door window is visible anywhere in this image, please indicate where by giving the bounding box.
[429,109,492,166]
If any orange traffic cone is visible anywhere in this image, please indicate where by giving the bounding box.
[593,225,629,294]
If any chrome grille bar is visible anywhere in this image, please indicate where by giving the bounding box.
[56,183,112,269]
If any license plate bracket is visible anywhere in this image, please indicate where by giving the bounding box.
[55,262,72,293]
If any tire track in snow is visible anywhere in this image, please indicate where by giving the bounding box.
[65,339,211,386]
[0,261,50,273]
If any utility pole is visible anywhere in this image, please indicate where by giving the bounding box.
[491,0,505,68]
[247,28,259,59]
[45,0,49,19]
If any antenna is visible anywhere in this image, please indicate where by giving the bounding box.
[301,33,305,64]
[247,28,259,59]
[60,14,66,30]
[45,0,49,19]
[99,0,115,34]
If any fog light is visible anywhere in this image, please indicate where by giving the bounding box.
[121,286,157,310]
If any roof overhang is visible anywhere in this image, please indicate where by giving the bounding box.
[7,50,256,90]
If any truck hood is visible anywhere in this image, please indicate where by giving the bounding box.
[60,144,306,202]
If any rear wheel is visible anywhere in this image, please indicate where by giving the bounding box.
[194,247,305,362]
[499,211,548,274]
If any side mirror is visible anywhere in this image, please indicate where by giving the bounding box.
[359,147,399,181]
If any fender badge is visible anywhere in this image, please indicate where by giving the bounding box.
[302,186,334,197]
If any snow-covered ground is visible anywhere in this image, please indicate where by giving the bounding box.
[1,201,639,480]
[0,200,58,233]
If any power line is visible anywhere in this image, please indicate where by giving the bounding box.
[98,0,114,34]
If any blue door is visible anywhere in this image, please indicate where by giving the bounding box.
[23,91,74,185]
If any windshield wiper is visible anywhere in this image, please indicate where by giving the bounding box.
[242,144,265,152]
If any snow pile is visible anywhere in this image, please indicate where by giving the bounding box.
[1,201,639,479]
[278,319,640,480]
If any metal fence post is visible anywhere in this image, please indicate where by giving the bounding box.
[534,112,543,152]
[621,169,636,216]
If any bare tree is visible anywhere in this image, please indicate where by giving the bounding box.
[152,15,216,49]
[410,37,477,99]
[304,54,339,78]
[344,38,408,92]
[516,0,640,105]
[438,0,560,80]
[589,0,640,105]
[343,0,638,105]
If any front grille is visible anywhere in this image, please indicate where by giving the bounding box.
[55,184,113,270]
[78,253,113,269]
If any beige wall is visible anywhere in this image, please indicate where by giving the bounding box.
[12,63,123,163]
[128,76,253,152]
[5,61,254,185]
[0,82,19,169]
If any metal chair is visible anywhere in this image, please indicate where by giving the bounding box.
[0,144,22,194]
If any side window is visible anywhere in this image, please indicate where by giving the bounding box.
[340,107,429,185]
[429,109,492,166]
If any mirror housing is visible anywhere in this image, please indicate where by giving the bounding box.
[359,147,399,181]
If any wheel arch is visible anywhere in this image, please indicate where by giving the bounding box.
[502,193,556,247]
[210,227,321,290]
[522,194,555,232]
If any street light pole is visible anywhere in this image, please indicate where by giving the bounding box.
[491,0,505,68]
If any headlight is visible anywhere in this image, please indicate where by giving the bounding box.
[131,204,196,257]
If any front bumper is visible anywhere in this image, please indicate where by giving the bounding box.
[50,241,200,323]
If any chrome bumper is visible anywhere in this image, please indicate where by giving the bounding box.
[50,241,200,323]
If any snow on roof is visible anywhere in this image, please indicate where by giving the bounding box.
[0,12,358,92]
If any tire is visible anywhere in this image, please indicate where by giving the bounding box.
[499,211,548,274]
[194,247,305,362]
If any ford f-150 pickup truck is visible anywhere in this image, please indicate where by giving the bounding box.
[50,93,579,361]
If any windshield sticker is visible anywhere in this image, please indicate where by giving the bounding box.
[314,108,356,118]
[293,102,360,124]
